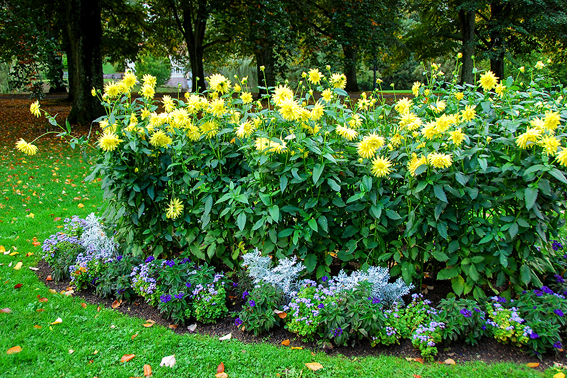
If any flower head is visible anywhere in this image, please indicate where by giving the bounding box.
[371,156,392,178]
[208,74,231,94]
[479,71,498,91]
[330,73,346,89]
[449,128,466,146]
[516,127,541,149]
[240,92,253,104]
[308,68,323,85]
[335,125,358,141]
[97,133,122,152]
[149,130,173,148]
[30,101,41,117]
[16,139,39,156]
[166,198,184,219]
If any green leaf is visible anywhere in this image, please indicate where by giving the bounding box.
[269,205,280,222]
[204,195,213,216]
[437,266,459,280]
[524,187,538,210]
[369,205,382,219]
[346,192,364,203]
[317,216,328,232]
[415,181,428,193]
[437,222,448,239]
[549,168,567,184]
[478,158,488,171]
[448,241,460,253]
[323,153,336,163]
[308,218,318,232]
[279,175,288,193]
[278,228,293,238]
[451,275,465,296]
[385,209,401,220]
[432,250,449,262]
[414,164,428,176]
[327,178,341,192]
[455,172,469,186]
[499,252,508,268]
[361,176,372,192]
[236,212,246,231]
[304,254,317,272]
[508,222,519,239]
[524,164,546,176]
[468,264,479,281]
[433,185,448,203]
[313,164,324,184]
[520,264,532,285]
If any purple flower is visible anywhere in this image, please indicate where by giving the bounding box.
[233,282,238,287]
[555,275,565,284]
[552,240,563,251]
[530,332,539,339]
[321,276,328,282]
[185,282,192,288]
[482,325,487,330]
[174,293,184,299]
[554,341,563,349]
[116,255,123,261]
[160,294,172,303]
[235,317,243,326]
[542,286,554,295]
[166,260,175,267]
[145,256,155,263]
[333,327,343,337]
[554,309,564,317]
[242,291,250,299]
[460,308,472,318]
[318,303,325,309]
[249,300,256,307]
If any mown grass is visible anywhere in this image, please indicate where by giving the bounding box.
[0,140,560,377]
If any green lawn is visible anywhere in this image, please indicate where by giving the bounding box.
[0,140,559,377]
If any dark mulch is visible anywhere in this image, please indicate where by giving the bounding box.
[34,260,567,369]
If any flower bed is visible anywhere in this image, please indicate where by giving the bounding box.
[42,214,567,360]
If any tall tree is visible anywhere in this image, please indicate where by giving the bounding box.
[288,0,402,92]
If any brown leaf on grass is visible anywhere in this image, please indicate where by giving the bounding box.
[305,362,323,371]
[51,317,62,325]
[273,309,287,319]
[32,242,41,247]
[413,375,422,378]
[291,347,303,350]
[1,308,12,313]
[46,275,52,281]
[34,325,41,329]
[53,217,61,222]
[281,339,290,346]
[131,334,138,340]
[48,289,56,294]
[120,354,135,363]
[81,303,87,309]
[168,324,178,329]
[215,374,228,378]
[405,357,424,364]
[36,309,44,312]
[217,362,225,374]
[142,323,154,328]
[25,252,33,257]
[97,306,101,312]
[14,262,22,270]
[14,283,22,289]
[111,300,122,309]
[143,364,152,377]
[7,346,22,354]
[444,358,456,365]
[0,246,5,253]
[38,297,48,302]
[527,363,540,368]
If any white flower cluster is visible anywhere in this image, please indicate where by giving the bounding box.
[242,249,305,297]
[329,266,414,305]
[79,213,117,260]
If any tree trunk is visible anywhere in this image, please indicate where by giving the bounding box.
[459,8,476,85]
[255,45,275,96]
[489,2,505,80]
[181,1,208,92]
[343,44,359,92]
[64,0,104,124]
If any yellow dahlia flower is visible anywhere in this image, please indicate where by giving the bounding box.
[240,92,253,104]
[556,148,567,167]
[461,105,476,122]
[428,152,453,169]
[539,135,561,156]
[30,101,41,117]
[98,132,122,152]
[166,198,184,219]
[335,125,358,141]
[479,71,498,91]
[308,68,323,85]
[516,127,541,149]
[371,156,392,178]
[16,138,38,155]
[149,130,173,148]
[449,128,466,146]
[330,73,346,89]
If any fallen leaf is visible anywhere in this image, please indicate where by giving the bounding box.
[305,362,323,371]
[0,246,5,253]
[69,349,74,354]
[281,339,290,346]
[81,303,87,309]
[444,358,456,365]
[160,355,176,367]
[32,242,41,247]
[291,347,303,350]
[144,364,152,377]
[13,262,22,270]
[413,375,422,378]
[48,289,56,294]
[111,300,122,309]
[97,306,101,312]
[219,333,232,341]
[7,346,22,354]
[228,296,236,299]
[38,297,48,303]
[28,267,39,271]
[527,363,540,368]
[36,309,44,312]
[120,354,135,363]
[277,312,287,319]
[142,323,154,328]
[168,324,178,329]
[187,324,197,332]
[217,362,225,374]
[554,373,565,378]
[46,275,52,281]
[405,357,424,364]
[26,213,34,218]
[51,317,62,325]
[53,217,61,221]
[131,334,138,340]
[215,374,228,378]
[14,283,22,289]
[9,252,18,256]
[77,203,84,208]
[34,325,41,329]
[25,252,33,257]
[0,308,11,313]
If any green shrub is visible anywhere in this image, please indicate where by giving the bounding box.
[134,53,171,87]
